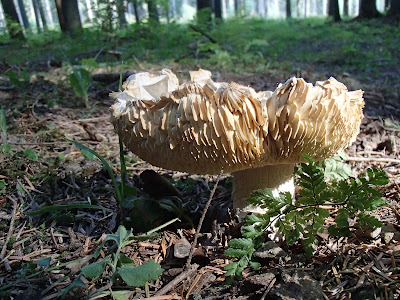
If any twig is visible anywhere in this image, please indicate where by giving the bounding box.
[344,157,400,164]
[0,196,18,261]
[189,24,217,43]
[260,277,276,300]
[185,173,221,270]
[154,264,199,296]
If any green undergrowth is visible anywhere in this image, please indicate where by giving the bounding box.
[224,154,388,279]
[1,18,398,81]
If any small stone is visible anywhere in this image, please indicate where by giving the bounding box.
[381,223,400,244]
[253,241,289,262]
[270,271,323,300]
[174,237,191,258]
[392,245,400,255]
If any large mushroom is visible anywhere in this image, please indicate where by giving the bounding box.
[110,69,364,214]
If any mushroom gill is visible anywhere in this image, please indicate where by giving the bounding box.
[110,69,364,213]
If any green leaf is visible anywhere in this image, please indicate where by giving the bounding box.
[111,290,135,300]
[357,213,382,228]
[81,149,96,160]
[105,225,131,247]
[59,277,87,299]
[27,203,111,216]
[0,108,7,134]
[0,179,6,190]
[82,258,109,279]
[228,238,254,250]
[118,260,163,287]
[34,257,51,266]
[69,68,92,98]
[23,148,38,160]
[224,248,248,258]
[249,261,260,270]
[67,139,122,203]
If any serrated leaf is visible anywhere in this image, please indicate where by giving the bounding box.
[224,248,248,258]
[224,261,238,270]
[357,214,382,228]
[336,209,349,228]
[228,238,254,250]
[118,260,163,287]
[249,261,260,270]
[82,258,109,279]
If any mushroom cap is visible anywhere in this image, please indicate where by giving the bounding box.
[110,69,364,175]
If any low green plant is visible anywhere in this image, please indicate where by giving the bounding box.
[4,68,30,91]
[69,67,92,108]
[59,223,174,298]
[0,108,7,135]
[224,154,388,278]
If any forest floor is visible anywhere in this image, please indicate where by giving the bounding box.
[0,18,400,300]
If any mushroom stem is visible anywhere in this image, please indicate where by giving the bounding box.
[232,164,295,214]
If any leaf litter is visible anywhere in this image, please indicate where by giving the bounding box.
[0,65,399,299]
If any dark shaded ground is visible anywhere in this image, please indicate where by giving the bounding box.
[0,63,399,299]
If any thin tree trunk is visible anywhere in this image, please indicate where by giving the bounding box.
[1,0,25,39]
[343,0,349,16]
[37,0,47,30]
[32,0,42,33]
[234,0,239,15]
[117,0,127,27]
[17,0,30,29]
[131,0,140,22]
[328,0,341,21]
[388,0,399,16]
[55,0,82,33]
[286,0,291,18]
[146,0,159,22]
[358,0,380,18]
[214,0,222,19]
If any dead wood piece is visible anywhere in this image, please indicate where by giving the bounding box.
[188,25,217,44]
[154,263,199,296]
[0,196,18,261]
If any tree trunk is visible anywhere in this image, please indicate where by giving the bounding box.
[358,0,380,18]
[214,0,222,19]
[1,0,25,40]
[234,0,239,16]
[388,0,400,16]
[37,0,48,30]
[343,0,349,16]
[286,0,291,18]
[55,0,82,33]
[328,0,341,21]
[17,0,30,29]
[32,0,42,33]
[384,0,390,11]
[131,0,140,22]
[146,0,159,22]
[117,0,127,27]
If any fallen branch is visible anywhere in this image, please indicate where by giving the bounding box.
[189,24,217,44]
[0,196,18,261]
[185,173,221,270]
[154,264,199,296]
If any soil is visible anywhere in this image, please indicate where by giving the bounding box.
[0,62,399,299]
